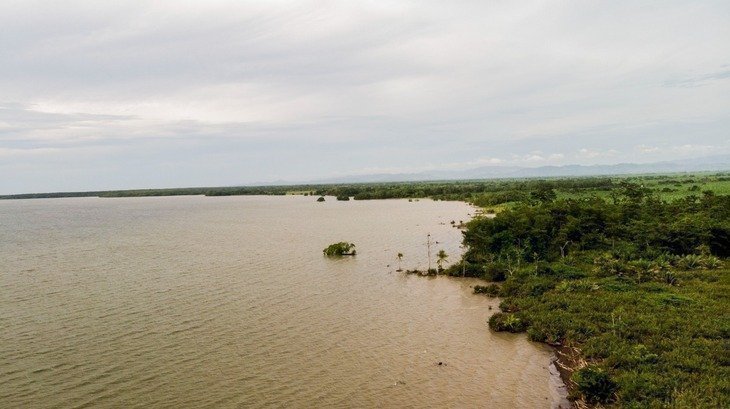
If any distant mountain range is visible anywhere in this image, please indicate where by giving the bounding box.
[304,154,730,184]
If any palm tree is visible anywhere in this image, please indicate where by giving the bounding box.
[396,252,403,272]
[437,250,448,272]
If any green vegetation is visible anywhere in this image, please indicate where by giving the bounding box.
[317,196,325,202]
[473,283,500,297]
[447,182,729,407]
[436,249,448,272]
[5,173,729,206]
[323,242,356,256]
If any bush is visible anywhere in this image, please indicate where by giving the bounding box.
[483,262,508,281]
[323,242,356,256]
[488,312,527,333]
[447,261,486,277]
[674,254,723,270]
[474,284,500,296]
[572,366,618,404]
[593,254,629,277]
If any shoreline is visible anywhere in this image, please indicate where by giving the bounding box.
[467,202,576,409]
[438,201,576,408]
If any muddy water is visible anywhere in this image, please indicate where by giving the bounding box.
[0,196,566,408]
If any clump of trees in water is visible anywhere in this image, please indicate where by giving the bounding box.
[453,183,729,407]
[323,242,356,256]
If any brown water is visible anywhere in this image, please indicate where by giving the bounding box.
[0,196,567,408]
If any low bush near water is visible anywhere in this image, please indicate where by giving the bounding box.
[323,242,356,256]
[488,312,527,333]
[572,366,618,404]
[473,284,500,296]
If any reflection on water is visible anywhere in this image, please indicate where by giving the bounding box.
[0,196,565,408]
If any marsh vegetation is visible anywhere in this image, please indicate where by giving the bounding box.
[444,181,729,407]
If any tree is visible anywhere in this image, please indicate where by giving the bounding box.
[317,196,325,202]
[436,249,448,272]
[323,242,356,256]
[396,252,403,271]
[530,184,557,204]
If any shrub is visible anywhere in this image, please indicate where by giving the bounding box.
[483,262,508,281]
[458,261,488,277]
[674,254,723,270]
[474,284,500,297]
[323,242,356,256]
[572,366,618,404]
[555,280,599,293]
[488,312,527,333]
[593,254,629,277]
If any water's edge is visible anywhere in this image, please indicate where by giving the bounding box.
[451,202,573,408]
[1,195,573,407]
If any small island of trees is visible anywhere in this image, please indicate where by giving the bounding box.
[323,242,356,256]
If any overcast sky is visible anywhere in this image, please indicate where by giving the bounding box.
[1,0,729,194]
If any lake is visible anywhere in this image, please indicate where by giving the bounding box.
[0,196,567,408]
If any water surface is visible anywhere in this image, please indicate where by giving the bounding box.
[0,196,565,408]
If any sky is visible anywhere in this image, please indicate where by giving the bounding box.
[1,0,729,194]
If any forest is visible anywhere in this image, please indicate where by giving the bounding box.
[449,180,729,407]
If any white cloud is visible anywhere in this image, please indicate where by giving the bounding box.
[1,0,729,193]
[636,144,660,153]
[670,144,714,154]
[548,153,565,161]
[576,148,619,159]
[634,143,727,158]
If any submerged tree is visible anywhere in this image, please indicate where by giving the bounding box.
[397,252,403,271]
[436,249,448,272]
[323,242,356,256]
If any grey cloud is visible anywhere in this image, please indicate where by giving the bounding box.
[1,0,729,194]
[663,69,730,88]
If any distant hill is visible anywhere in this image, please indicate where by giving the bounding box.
[308,155,730,184]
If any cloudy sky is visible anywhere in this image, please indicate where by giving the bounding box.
[1,0,729,194]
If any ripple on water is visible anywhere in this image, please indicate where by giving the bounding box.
[0,196,566,408]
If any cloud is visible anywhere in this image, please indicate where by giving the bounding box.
[548,153,565,161]
[669,144,715,155]
[634,143,727,158]
[0,1,729,193]
[663,69,730,88]
[576,148,619,159]
[636,144,660,153]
